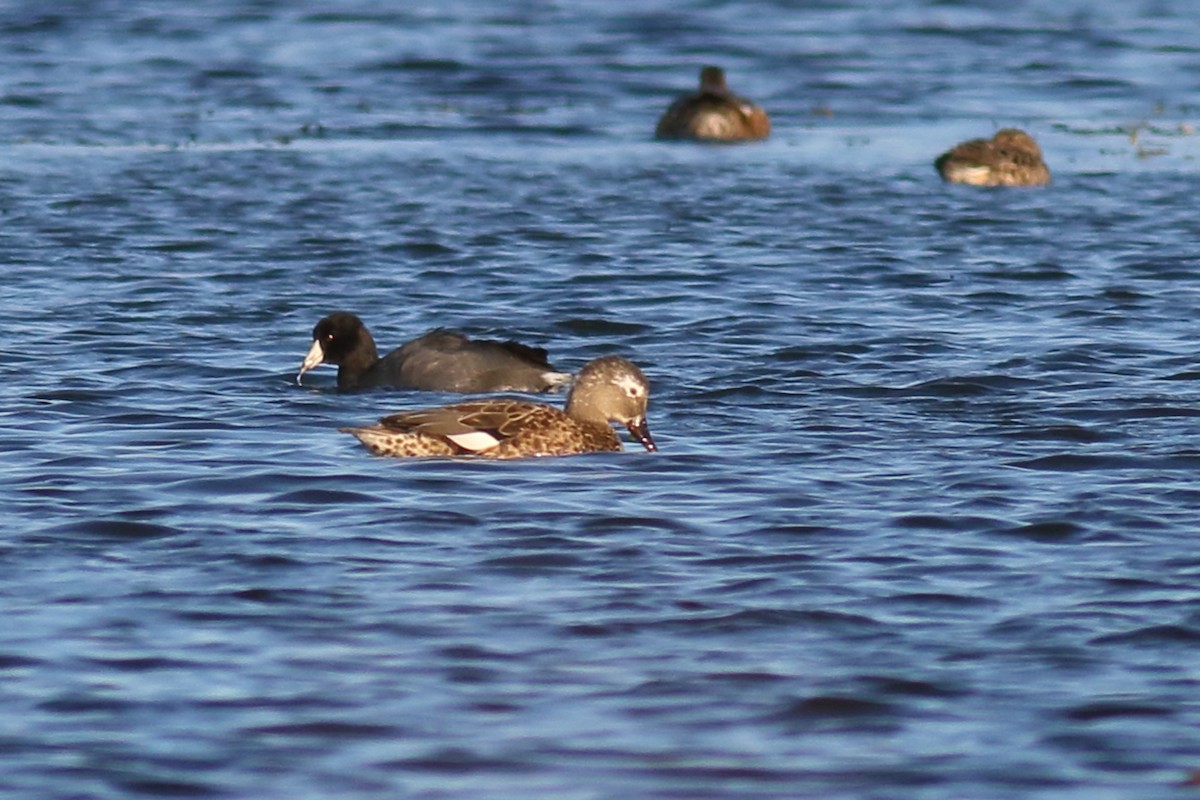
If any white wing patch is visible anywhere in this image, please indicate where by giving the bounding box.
[446,430,502,452]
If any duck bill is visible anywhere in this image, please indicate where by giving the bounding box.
[626,417,657,452]
[296,339,325,385]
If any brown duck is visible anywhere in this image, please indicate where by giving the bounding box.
[297,312,571,393]
[934,128,1051,186]
[341,355,657,459]
[655,66,771,143]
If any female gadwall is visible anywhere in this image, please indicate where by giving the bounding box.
[934,128,1051,186]
[297,312,572,393]
[340,355,656,459]
[655,66,771,143]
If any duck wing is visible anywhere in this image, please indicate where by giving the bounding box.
[377,400,562,452]
[937,137,992,168]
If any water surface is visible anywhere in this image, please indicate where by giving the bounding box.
[3,1,1200,798]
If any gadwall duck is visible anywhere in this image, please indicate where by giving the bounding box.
[297,312,572,393]
[655,66,771,143]
[341,355,656,459]
[935,128,1051,186]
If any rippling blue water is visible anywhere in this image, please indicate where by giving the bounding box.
[3,1,1200,798]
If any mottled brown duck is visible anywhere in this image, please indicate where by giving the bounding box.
[655,66,771,143]
[934,128,1051,186]
[341,355,656,459]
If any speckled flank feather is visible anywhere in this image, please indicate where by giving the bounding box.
[341,356,654,460]
[655,66,770,143]
[339,426,464,458]
[341,399,622,459]
[935,128,1051,187]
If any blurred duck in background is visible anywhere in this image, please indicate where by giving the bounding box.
[934,128,1051,186]
[655,66,771,143]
